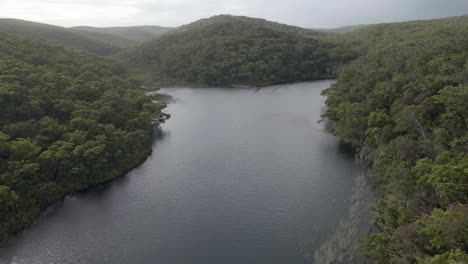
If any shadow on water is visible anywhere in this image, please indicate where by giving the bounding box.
[153,126,169,144]
[336,140,358,159]
[312,168,373,264]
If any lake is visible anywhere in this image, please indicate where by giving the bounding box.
[0,80,363,264]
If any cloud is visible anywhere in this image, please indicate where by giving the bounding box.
[0,0,467,28]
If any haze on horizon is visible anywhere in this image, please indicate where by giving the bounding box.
[0,0,467,29]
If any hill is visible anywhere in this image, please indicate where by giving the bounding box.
[314,24,368,34]
[123,15,354,86]
[169,15,324,36]
[71,25,173,42]
[323,15,468,263]
[324,16,468,56]
[0,19,134,56]
[0,32,167,240]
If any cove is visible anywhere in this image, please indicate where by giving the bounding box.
[0,80,363,264]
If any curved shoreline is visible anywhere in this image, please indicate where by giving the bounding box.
[0,122,167,243]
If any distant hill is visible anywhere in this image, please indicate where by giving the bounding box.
[123,15,352,86]
[71,25,173,42]
[169,14,324,36]
[322,15,468,56]
[0,18,134,56]
[314,24,368,34]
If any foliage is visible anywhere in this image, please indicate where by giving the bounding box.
[167,15,325,37]
[417,249,468,264]
[0,33,167,240]
[123,15,356,86]
[0,18,134,55]
[323,15,468,263]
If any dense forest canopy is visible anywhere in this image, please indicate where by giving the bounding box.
[322,15,468,263]
[123,15,356,86]
[0,33,168,240]
[0,19,134,56]
[168,15,325,37]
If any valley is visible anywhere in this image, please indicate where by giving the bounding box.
[0,13,466,264]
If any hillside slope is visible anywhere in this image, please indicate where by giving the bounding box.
[0,19,133,56]
[123,15,354,86]
[169,15,324,36]
[0,32,167,239]
[72,25,173,42]
[323,15,468,263]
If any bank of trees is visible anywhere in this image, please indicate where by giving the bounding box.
[124,16,356,86]
[0,33,167,240]
[323,16,468,263]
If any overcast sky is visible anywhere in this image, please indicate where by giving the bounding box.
[1,0,467,28]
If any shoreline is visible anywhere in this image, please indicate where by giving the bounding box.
[0,124,166,243]
[313,168,373,264]
[140,77,337,90]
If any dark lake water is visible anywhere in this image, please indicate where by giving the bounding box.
[0,80,363,264]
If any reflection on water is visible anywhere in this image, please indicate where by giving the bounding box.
[0,80,363,264]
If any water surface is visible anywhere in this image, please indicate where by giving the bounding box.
[0,81,362,264]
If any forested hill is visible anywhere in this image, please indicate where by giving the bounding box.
[322,15,468,263]
[71,25,173,42]
[323,15,468,57]
[168,15,324,36]
[0,33,168,240]
[122,15,355,86]
[0,19,134,56]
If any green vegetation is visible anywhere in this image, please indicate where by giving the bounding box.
[123,15,355,86]
[71,25,173,43]
[0,33,168,240]
[0,19,134,56]
[322,15,468,263]
[169,15,324,36]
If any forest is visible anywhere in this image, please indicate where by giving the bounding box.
[0,18,136,56]
[0,13,466,263]
[122,15,356,86]
[322,16,468,263]
[0,33,168,240]
[0,19,175,55]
